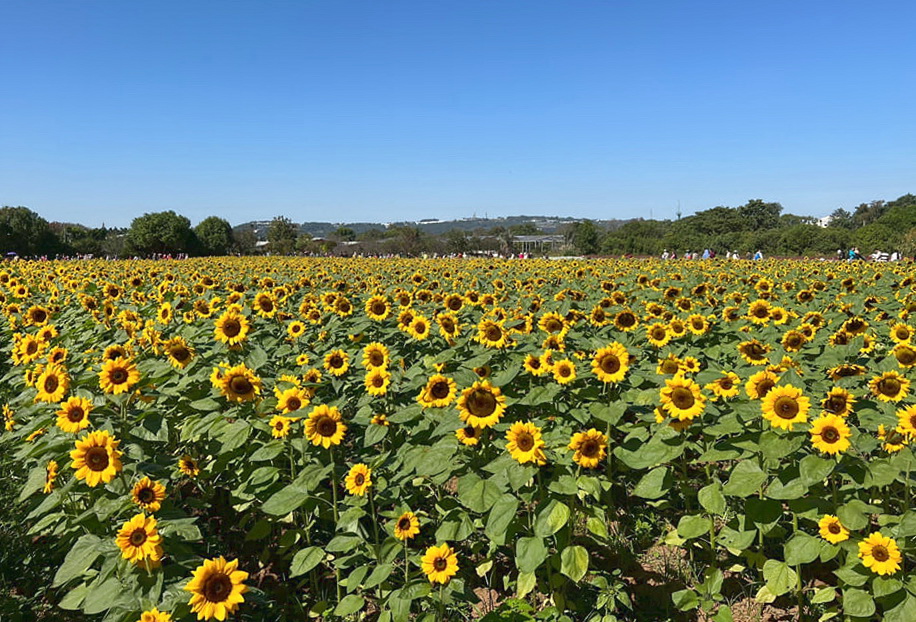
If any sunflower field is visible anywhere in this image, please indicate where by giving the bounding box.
[5,257,916,621]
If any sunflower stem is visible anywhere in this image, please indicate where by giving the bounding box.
[368,488,381,559]
[438,582,445,621]
[329,447,341,603]
[403,539,410,584]
[792,512,804,619]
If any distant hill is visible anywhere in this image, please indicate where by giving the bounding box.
[234,215,630,239]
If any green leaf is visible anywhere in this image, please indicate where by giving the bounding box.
[57,583,89,610]
[633,467,671,500]
[82,577,121,614]
[784,533,821,566]
[249,441,285,462]
[261,482,310,516]
[810,586,836,604]
[486,495,519,545]
[559,545,589,582]
[698,482,726,515]
[762,560,796,597]
[53,535,103,587]
[364,423,388,447]
[589,402,626,425]
[837,500,871,531]
[534,500,570,537]
[218,420,251,452]
[759,431,805,461]
[723,461,767,498]
[334,594,365,616]
[458,476,502,514]
[842,588,875,618]
[884,593,916,622]
[18,466,47,502]
[517,571,537,597]
[363,563,393,589]
[677,514,709,539]
[799,455,835,486]
[516,537,548,573]
[872,576,903,599]
[290,547,325,577]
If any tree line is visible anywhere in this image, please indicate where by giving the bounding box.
[2,193,915,258]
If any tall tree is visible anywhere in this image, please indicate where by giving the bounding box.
[0,206,61,256]
[267,216,299,254]
[126,211,194,255]
[194,216,233,256]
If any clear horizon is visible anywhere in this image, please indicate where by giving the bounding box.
[2,1,914,228]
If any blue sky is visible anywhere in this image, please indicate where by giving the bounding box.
[1,1,914,227]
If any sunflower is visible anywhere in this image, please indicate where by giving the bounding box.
[668,318,687,339]
[761,385,811,431]
[523,353,549,376]
[896,405,916,438]
[46,346,68,366]
[781,330,806,352]
[858,532,902,576]
[870,371,910,403]
[878,425,909,453]
[304,404,346,448]
[821,387,855,417]
[745,370,780,400]
[646,322,671,348]
[686,314,709,335]
[747,299,771,324]
[157,302,173,325]
[614,309,639,332]
[344,463,372,496]
[436,312,461,341]
[421,544,459,585]
[505,421,547,465]
[275,387,309,413]
[660,376,706,421]
[827,364,866,381]
[809,414,851,455]
[216,364,261,402]
[99,357,140,395]
[406,314,431,340]
[476,319,510,349]
[361,342,390,369]
[43,460,58,493]
[418,374,457,408]
[185,556,249,621]
[103,343,130,361]
[705,372,741,401]
[364,295,390,321]
[70,430,122,487]
[545,357,575,385]
[818,515,849,544]
[56,396,93,433]
[115,513,163,566]
[35,364,69,403]
[679,356,701,374]
[371,413,389,426]
[457,381,506,429]
[178,455,200,477]
[163,337,195,369]
[132,476,167,512]
[893,343,916,368]
[323,349,350,377]
[591,343,629,384]
[213,310,250,347]
[364,368,391,396]
[393,511,420,540]
[26,428,46,442]
[25,304,50,326]
[538,312,567,335]
[455,425,483,446]
[568,429,608,468]
[656,354,682,376]
[137,609,172,622]
[737,339,771,365]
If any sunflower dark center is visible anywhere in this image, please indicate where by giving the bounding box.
[137,488,155,503]
[368,352,384,366]
[203,572,233,602]
[227,376,252,395]
[433,557,448,571]
[600,355,620,374]
[872,545,889,562]
[618,312,636,327]
[485,326,502,341]
[32,309,47,323]
[896,348,916,365]
[286,397,301,410]
[557,364,572,377]
[431,381,450,399]
[757,380,775,397]
[821,426,840,443]
[398,517,412,530]
[111,368,128,384]
[170,346,191,362]
[26,342,38,355]
[370,302,387,314]
[516,432,534,452]
[828,523,841,534]
[775,396,799,419]
[222,320,240,337]
[329,355,343,368]
[879,378,901,396]
[744,343,766,358]
[753,306,769,318]
[580,439,600,457]
[651,327,667,340]
[824,396,846,413]
[317,417,337,437]
[354,472,365,486]
[67,407,84,422]
[371,375,385,387]
[671,387,695,410]
[44,376,59,392]
[86,447,109,471]
[129,529,148,547]
[467,389,497,417]
[545,319,562,333]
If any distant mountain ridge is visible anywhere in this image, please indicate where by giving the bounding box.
[234,215,631,239]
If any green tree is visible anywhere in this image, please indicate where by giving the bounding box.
[126,211,194,255]
[232,226,258,255]
[509,223,541,235]
[267,216,299,255]
[194,216,233,256]
[828,208,854,229]
[738,199,783,230]
[332,227,356,242]
[0,206,61,256]
[565,220,601,255]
